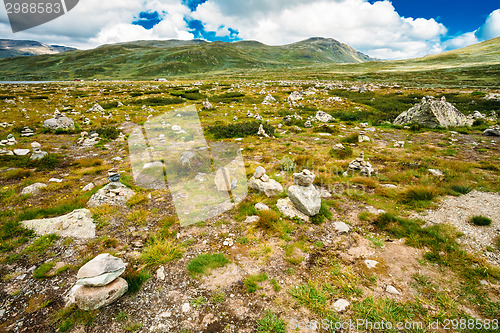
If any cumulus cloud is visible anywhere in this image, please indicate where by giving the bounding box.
[476,9,500,41]
[0,0,498,59]
[191,0,447,59]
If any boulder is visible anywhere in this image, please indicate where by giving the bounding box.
[483,126,500,137]
[77,253,126,287]
[87,182,135,207]
[293,169,315,186]
[248,176,283,197]
[73,277,128,310]
[287,91,303,103]
[21,208,95,239]
[263,94,276,104]
[202,99,213,110]
[393,96,471,128]
[20,183,47,195]
[315,111,333,123]
[288,184,321,216]
[276,198,309,222]
[43,115,75,131]
[13,149,30,156]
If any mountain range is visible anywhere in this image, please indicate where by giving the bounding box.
[0,37,372,80]
[0,36,498,82]
[0,39,76,59]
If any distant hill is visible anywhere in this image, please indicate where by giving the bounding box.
[0,37,372,80]
[0,39,76,59]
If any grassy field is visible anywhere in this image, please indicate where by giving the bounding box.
[0,40,499,332]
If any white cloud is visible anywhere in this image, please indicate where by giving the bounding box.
[192,0,447,59]
[0,0,498,59]
[476,9,500,41]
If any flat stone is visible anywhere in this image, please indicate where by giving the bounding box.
[214,167,232,192]
[386,285,401,295]
[82,182,95,192]
[428,169,444,177]
[182,303,190,313]
[49,178,63,183]
[20,183,47,195]
[332,299,350,312]
[255,202,270,211]
[244,216,260,223]
[276,198,309,222]
[248,176,283,197]
[288,184,321,216]
[77,253,126,286]
[21,208,95,239]
[73,277,128,310]
[333,222,350,233]
[364,259,379,269]
[13,149,30,156]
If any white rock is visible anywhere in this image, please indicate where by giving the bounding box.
[428,169,444,177]
[13,149,30,156]
[255,202,270,211]
[20,183,47,195]
[244,216,260,223]
[21,208,95,239]
[248,176,283,197]
[288,184,321,216]
[77,253,126,287]
[182,303,191,313]
[332,299,350,312]
[49,178,63,183]
[276,198,309,222]
[82,182,95,191]
[386,285,401,295]
[254,166,266,179]
[333,222,350,233]
[364,259,379,269]
[156,266,165,281]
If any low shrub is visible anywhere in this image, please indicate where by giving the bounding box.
[140,238,184,266]
[187,253,230,278]
[469,215,492,226]
[206,121,275,139]
[329,146,353,159]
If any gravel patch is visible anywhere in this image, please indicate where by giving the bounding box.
[415,190,500,265]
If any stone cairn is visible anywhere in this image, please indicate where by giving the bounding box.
[87,170,136,207]
[0,134,17,156]
[66,253,128,310]
[77,131,100,148]
[344,152,374,177]
[0,134,17,146]
[21,126,34,137]
[248,166,283,197]
[288,169,321,216]
[30,141,48,160]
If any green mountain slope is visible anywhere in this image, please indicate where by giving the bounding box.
[0,37,372,80]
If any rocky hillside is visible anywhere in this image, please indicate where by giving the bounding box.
[0,39,76,59]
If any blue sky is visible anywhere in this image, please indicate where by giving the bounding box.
[389,1,499,37]
[0,0,499,59]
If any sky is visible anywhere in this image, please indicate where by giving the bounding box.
[0,0,499,60]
